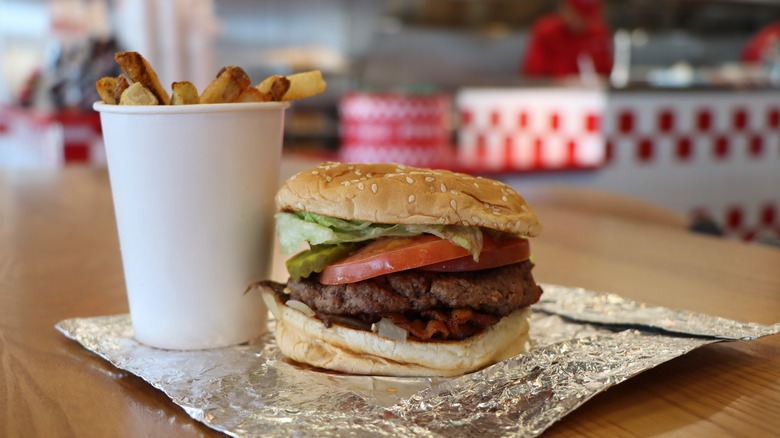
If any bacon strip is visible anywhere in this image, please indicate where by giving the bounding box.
[386,308,501,341]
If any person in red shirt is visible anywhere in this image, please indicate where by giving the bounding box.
[741,21,780,65]
[521,0,613,81]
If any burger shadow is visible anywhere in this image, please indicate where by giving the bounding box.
[542,341,771,436]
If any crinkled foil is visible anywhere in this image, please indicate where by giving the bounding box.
[56,284,780,438]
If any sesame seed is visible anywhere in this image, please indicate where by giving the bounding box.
[355,169,362,176]
[429,186,435,192]
[366,173,372,178]
[451,190,459,195]
[406,176,414,184]
[358,183,365,190]
[341,181,350,186]
[425,176,435,182]
[326,176,332,182]
[440,184,446,193]
[408,195,415,203]
[450,200,457,209]
[473,182,479,188]
[348,165,354,170]
[502,196,508,202]
[290,174,297,180]
[371,183,377,193]
[297,202,303,209]
[312,170,319,175]
[521,205,529,211]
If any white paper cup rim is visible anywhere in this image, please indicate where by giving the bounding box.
[93,101,290,115]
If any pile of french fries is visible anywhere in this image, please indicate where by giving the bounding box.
[96,51,326,105]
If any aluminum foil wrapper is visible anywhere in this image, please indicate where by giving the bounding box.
[56,284,780,438]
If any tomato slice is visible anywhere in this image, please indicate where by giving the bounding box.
[317,232,531,285]
[418,236,530,272]
[319,234,471,285]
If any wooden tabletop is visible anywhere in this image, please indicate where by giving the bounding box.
[1,164,778,437]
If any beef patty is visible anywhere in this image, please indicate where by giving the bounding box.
[286,260,542,317]
[257,261,542,341]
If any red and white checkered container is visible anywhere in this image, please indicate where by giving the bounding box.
[0,105,105,167]
[456,88,607,172]
[339,91,454,168]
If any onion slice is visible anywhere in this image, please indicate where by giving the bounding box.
[285,299,316,317]
[261,292,281,319]
[375,318,408,342]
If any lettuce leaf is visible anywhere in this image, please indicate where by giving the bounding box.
[276,211,485,260]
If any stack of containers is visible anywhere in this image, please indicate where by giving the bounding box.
[339,91,454,169]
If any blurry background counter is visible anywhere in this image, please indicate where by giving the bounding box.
[456,85,780,241]
[1,163,779,437]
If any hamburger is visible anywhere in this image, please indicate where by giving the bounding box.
[253,162,543,376]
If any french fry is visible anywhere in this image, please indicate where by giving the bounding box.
[269,76,290,101]
[96,52,328,106]
[113,75,130,103]
[170,81,200,105]
[255,75,279,94]
[255,75,290,101]
[235,87,268,103]
[96,77,117,104]
[282,70,326,101]
[120,82,159,105]
[200,66,251,104]
[114,51,170,105]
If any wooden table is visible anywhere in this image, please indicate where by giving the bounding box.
[2,165,778,437]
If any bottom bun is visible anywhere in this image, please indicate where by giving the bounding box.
[261,290,531,377]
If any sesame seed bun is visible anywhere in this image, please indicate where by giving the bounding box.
[276,162,542,237]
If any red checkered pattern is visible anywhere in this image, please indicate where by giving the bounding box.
[455,88,607,171]
[605,91,780,240]
[463,89,780,242]
[605,101,780,165]
[691,202,780,241]
[339,92,453,168]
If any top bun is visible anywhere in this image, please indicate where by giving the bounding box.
[276,162,541,237]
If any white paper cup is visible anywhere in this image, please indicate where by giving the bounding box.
[94,101,289,350]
